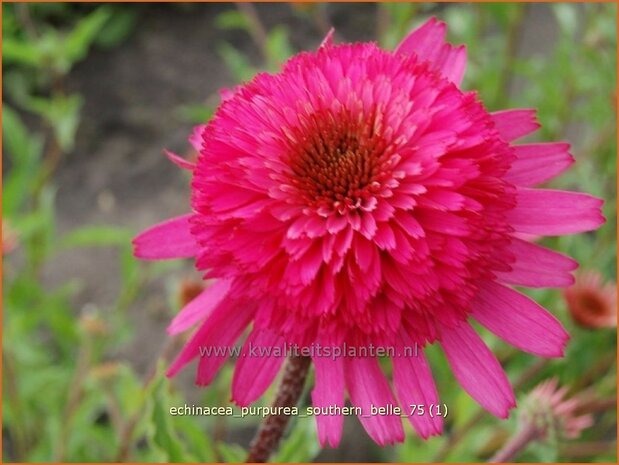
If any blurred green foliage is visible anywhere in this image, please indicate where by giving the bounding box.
[2,2,617,463]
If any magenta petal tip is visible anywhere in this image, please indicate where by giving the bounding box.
[164,148,195,171]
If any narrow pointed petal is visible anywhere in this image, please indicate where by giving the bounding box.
[166,300,253,383]
[231,329,286,406]
[194,303,254,386]
[491,109,540,141]
[505,143,574,186]
[472,280,569,357]
[133,214,198,260]
[188,124,206,152]
[345,357,405,446]
[164,149,195,170]
[319,28,335,49]
[168,279,232,335]
[220,88,235,102]
[395,17,466,85]
[439,323,516,418]
[393,331,442,439]
[496,237,578,288]
[507,188,605,235]
[312,355,345,448]
[432,44,467,85]
[396,17,446,59]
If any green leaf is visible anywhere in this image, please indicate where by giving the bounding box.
[214,10,250,31]
[2,39,44,67]
[527,437,559,462]
[553,4,578,38]
[485,3,521,28]
[272,417,319,462]
[265,26,293,69]
[2,70,37,105]
[175,103,214,124]
[61,225,133,249]
[396,431,445,463]
[2,104,43,164]
[36,31,72,75]
[65,6,113,63]
[23,186,57,267]
[452,387,478,429]
[217,442,247,463]
[380,3,418,48]
[148,373,195,462]
[119,247,140,293]
[218,42,259,82]
[174,416,217,462]
[25,94,83,152]
[95,8,137,49]
[2,4,19,38]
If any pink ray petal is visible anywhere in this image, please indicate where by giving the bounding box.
[395,17,467,85]
[393,330,442,439]
[319,28,335,49]
[491,109,540,141]
[166,300,253,384]
[507,188,605,235]
[345,357,405,446]
[439,322,516,418]
[505,142,574,186]
[220,88,235,102]
[496,237,578,288]
[133,214,198,260]
[164,149,195,170]
[168,279,232,335]
[472,280,569,358]
[312,355,345,448]
[231,328,286,406]
[396,17,445,58]
[188,124,207,152]
[431,43,467,85]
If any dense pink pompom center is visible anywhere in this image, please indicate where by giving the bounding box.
[190,43,517,346]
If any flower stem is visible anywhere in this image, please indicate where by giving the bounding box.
[246,356,311,463]
[235,3,270,64]
[493,3,527,109]
[489,424,539,463]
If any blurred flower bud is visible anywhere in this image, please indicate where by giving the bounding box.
[2,220,19,255]
[178,278,205,308]
[564,271,617,329]
[79,312,109,336]
[91,362,121,383]
[492,378,594,462]
[521,378,593,440]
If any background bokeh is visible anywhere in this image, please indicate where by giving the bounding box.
[2,2,617,463]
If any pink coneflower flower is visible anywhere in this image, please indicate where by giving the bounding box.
[133,18,604,446]
[564,271,617,329]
